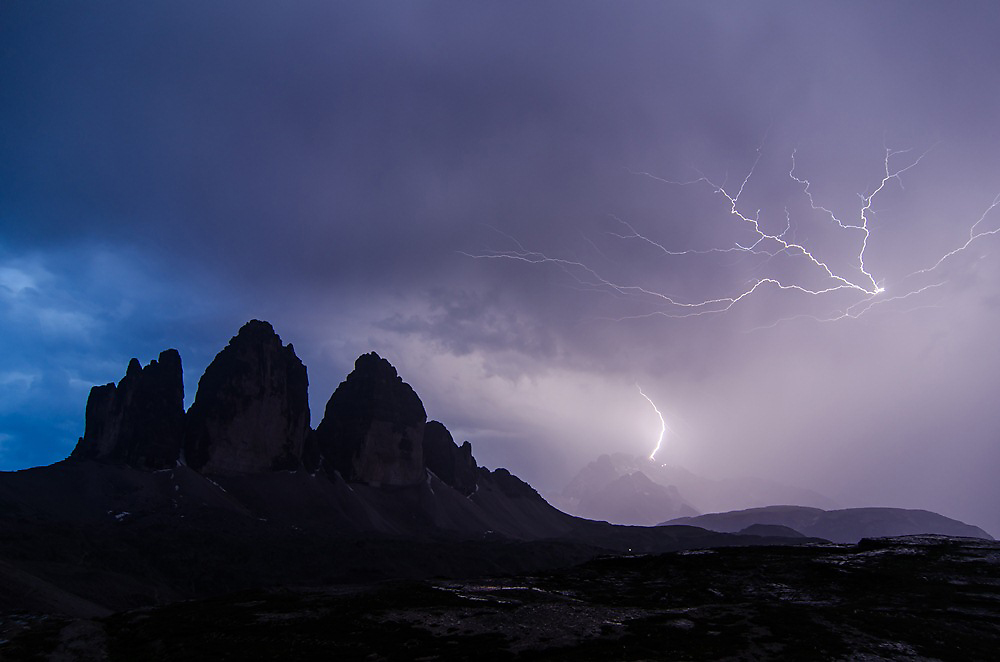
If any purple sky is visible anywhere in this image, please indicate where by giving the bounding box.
[3,2,1000,534]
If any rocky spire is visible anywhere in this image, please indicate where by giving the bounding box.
[423,420,478,496]
[184,320,310,474]
[314,352,426,486]
[70,349,184,470]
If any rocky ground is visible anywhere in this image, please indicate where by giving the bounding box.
[3,534,999,661]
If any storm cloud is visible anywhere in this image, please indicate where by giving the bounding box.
[3,2,1000,534]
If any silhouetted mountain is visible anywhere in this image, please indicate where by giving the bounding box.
[184,320,310,474]
[315,351,427,486]
[54,330,570,542]
[666,505,994,543]
[69,349,184,470]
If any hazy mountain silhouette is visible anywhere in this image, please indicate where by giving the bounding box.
[569,468,698,525]
[554,453,838,523]
[667,505,993,543]
[556,455,989,544]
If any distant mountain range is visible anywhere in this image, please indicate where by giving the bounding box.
[666,506,994,543]
[552,452,839,526]
[553,453,992,544]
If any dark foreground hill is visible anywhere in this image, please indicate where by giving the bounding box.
[0,460,797,619]
[3,535,999,660]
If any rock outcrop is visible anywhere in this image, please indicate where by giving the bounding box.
[184,320,310,474]
[314,352,426,486]
[423,421,478,496]
[70,349,184,470]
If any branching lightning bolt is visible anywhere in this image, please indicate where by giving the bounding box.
[636,384,666,461]
[464,142,1000,327]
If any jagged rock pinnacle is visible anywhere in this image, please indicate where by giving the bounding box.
[184,320,310,474]
[314,352,427,486]
[70,349,184,470]
[424,420,478,496]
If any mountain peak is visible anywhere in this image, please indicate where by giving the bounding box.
[70,349,184,470]
[314,352,427,486]
[66,322,489,499]
[184,321,310,474]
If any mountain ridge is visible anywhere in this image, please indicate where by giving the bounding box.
[666,505,994,543]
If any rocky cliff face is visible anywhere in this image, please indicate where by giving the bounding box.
[184,320,310,475]
[70,349,184,470]
[314,352,426,486]
[423,420,478,496]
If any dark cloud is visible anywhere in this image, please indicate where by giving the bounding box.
[375,287,559,363]
[3,2,1000,534]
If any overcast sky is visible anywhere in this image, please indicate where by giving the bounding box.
[3,1,1000,534]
